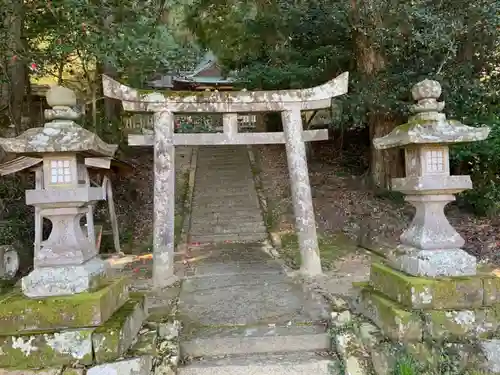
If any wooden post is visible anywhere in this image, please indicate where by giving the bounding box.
[281,108,322,276]
[33,166,43,255]
[153,110,179,288]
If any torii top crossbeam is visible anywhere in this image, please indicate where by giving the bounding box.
[102,72,349,113]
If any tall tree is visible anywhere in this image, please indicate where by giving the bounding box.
[186,0,499,187]
[1,0,26,135]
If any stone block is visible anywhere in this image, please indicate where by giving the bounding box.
[92,295,147,363]
[423,309,498,341]
[391,247,477,277]
[158,320,181,340]
[355,287,422,342]
[0,370,62,375]
[369,262,483,310]
[483,276,500,306]
[479,339,500,373]
[0,277,129,334]
[333,331,371,375]
[330,310,352,328]
[87,356,153,375]
[61,369,85,375]
[22,257,108,298]
[128,330,158,357]
[353,321,384,351]
[369,342,400,375]
[0,329,93,368]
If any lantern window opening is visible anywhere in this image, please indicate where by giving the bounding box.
[425,149,445,174]
[49,159,72,184]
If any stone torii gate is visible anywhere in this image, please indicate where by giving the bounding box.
[102,72,349,288]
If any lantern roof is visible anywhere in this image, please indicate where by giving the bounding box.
[373,79,490,150]
[0,86,117,157]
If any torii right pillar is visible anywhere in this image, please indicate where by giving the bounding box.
[282,107,322,276]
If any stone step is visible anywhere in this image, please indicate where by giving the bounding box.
[190,222,266,231]
[193,193,257,200]
[177,352,338,375]
[190,208,262,214]
[193,187,256,194]
[192,199,260,207]
[191,213,262,220]
[189,233,268,243]
[197,161,251,166]
[190,228,267,236]
[197,158,249,162]
[191,201,259,209]
[189,224,265,232]
[180,324,330,357]
[195,176,254,183]
[192,191,258,198]
[195,181,254,187]
[190,218,264,226]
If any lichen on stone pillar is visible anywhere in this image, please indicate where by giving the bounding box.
[149,93,179,289]
[282,108,322,276]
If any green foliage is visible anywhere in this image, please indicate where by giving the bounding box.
[24,0,200,87]
[393,354,420,375]
[452,115,500,216]
[0,175,35,264]
[174,115,218,133]
[187,0,499,209]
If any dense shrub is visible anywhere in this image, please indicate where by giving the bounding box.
[452,115,500,216]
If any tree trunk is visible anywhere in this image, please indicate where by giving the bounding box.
[95,12,121,136]
[369,113,403,188]
[3,0,26,135]
[350,0,403,188]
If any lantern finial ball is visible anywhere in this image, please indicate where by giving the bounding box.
[46,86,77,108]
[411,79,442,102]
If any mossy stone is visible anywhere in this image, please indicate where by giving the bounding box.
[0,369,62,375]
[61,370,85,375]
[483,276,500,306]
[0,329,93,368]
[405,342,439,370]
[128,330,158,357]
[92,295,147,363]
[369,262,483,310]
[357,287,422,342]
[423,308,499,341]
[0,277,129,334]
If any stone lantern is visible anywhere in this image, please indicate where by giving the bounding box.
[373,79,490,277]
[0,86,118,297]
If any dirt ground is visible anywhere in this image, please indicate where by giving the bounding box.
[254,143,500,282]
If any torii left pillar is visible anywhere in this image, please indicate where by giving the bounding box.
[152,108,179,288]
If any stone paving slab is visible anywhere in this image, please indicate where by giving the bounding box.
[179,282,315,326]
[189,226,266,235]
[191,217,265,225]
[182,271,287,292]
[177,352,338,375]
[189,233,267,244]
[186,244,274,263]
[191,200,260,208]
[192,193,259,201]
[180,324,330,357]
[189,209,263,217]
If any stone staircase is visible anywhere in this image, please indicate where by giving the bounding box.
[189,146,267,244]
[176,242,337,375]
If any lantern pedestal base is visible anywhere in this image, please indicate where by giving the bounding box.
[390,245,477,277]
[22,256,108,298]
